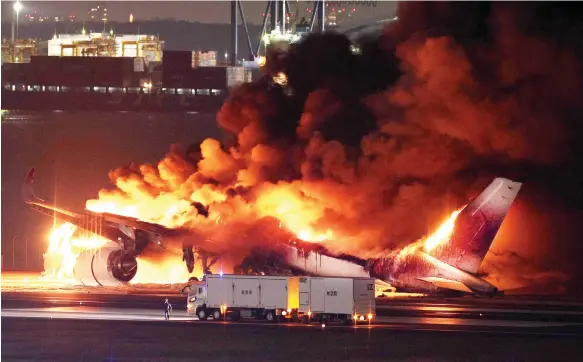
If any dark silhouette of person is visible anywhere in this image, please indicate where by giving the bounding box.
[164,298,173,320]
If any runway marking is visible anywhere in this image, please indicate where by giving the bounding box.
[3,307,582,335]
[3,311,581,337]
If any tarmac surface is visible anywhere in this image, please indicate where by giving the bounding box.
[3,314,583,361]
[3,272,583,360]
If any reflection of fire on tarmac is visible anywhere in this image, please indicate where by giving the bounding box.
[1,270,191,294]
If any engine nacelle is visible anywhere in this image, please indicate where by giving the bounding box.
[74,243,138,286]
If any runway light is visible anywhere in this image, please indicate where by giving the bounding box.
[367,313,373,320]
[321,323,325,328]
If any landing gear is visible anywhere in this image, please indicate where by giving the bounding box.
[200,253,221,275]
[182,245,195,273]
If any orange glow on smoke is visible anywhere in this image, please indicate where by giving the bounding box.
[131,256,202,285]
[255,185,334,242]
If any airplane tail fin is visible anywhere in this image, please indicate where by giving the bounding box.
[430,177,522,275]
[22,168,44,204]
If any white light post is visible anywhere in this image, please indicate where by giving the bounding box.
[14,1,22,39]
[12,1,22,62]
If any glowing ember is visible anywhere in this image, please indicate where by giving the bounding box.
[273,72,288,86]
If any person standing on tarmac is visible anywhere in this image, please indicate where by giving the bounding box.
[164,298,173,320]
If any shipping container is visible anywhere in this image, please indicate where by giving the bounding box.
[1,62,33,85]
[28,56,136,87]
[162,50,192,72]
[192,50,217,67]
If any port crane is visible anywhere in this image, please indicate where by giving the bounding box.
[228,0,327,66]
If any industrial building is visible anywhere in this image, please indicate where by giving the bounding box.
[48,32,164,62]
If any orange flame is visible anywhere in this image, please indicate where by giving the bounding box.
[43,145,465,288]
[424,209,462,252]
[43,223,208,284]
[391,208,463,263]
[43,223,109,280]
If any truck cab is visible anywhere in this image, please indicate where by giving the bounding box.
[186,281,207,317]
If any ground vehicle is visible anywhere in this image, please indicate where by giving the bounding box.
[186,274,299,322]
[298,277,376,325]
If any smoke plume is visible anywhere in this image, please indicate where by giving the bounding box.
[88,3,583,293]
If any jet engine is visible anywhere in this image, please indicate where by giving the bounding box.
[73,243,138,286]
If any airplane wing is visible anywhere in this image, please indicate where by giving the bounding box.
[417,277,473,293]
[22,168,90,227]
[21,167,219,269]
[22,168,190,236]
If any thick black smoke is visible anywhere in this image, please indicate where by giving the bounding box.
[216,2,583,293]
[98,3,583,294]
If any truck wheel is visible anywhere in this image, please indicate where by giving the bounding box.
[213,310,221,320]
[265,311,275,322]
[197,309,207,321]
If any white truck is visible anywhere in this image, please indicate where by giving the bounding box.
[297,276,376,325]
[186,274,300,322]
[186,274,376,324]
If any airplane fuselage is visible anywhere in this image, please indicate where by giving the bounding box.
[274,243,498,296]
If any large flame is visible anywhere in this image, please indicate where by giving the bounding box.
[43,223,109,280]
[388,208,463,265]
[42,222,203,285]
[42,204,463,285]
[424,209,462,252]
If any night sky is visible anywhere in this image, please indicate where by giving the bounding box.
[0,1,398,24]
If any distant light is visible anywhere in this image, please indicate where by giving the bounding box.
[13,1,23,14]
[219,269,223,276]
[129,13,134,23]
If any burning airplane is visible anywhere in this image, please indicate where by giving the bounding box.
[23,168,521,296]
